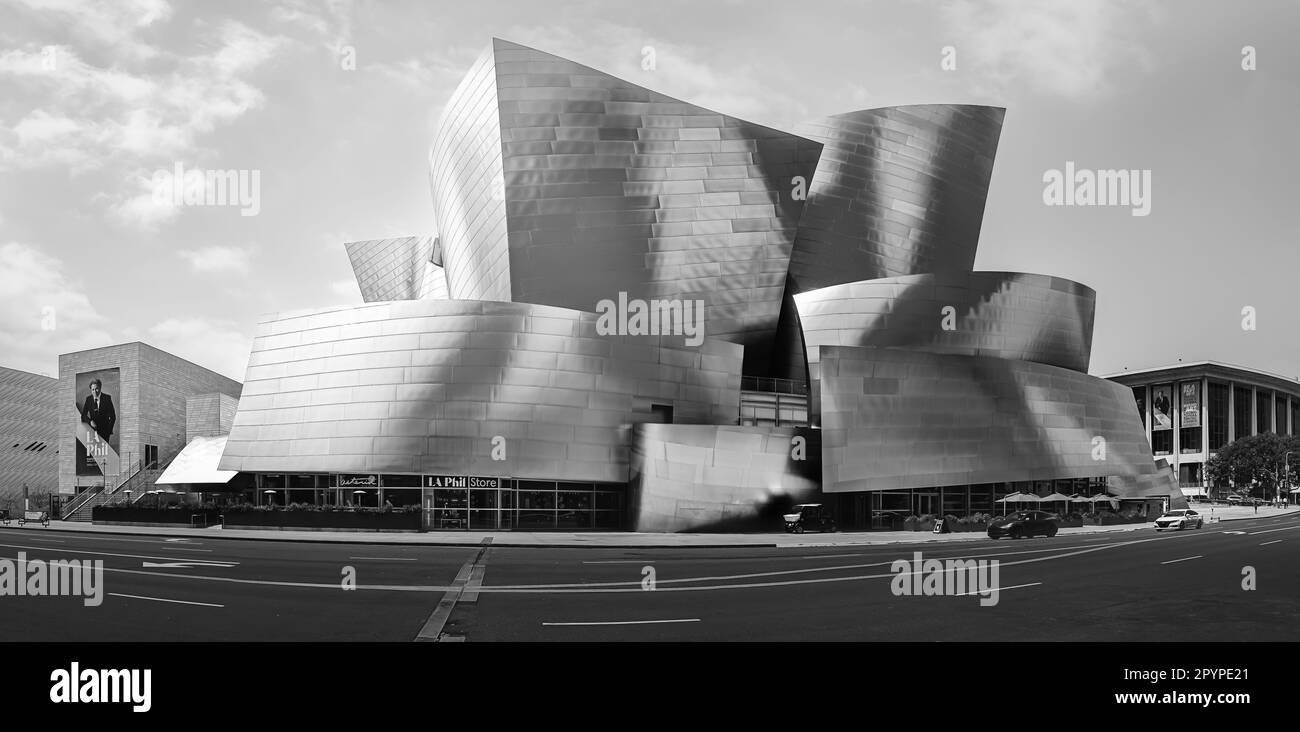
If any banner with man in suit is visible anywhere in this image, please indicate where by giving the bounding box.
[75,368,120,476]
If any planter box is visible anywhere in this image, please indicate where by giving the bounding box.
[92,507,220,525]
[223,509,422,531]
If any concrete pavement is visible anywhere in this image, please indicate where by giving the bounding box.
[7,505,1292,548]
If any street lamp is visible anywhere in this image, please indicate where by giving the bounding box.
[1284,451,1297,506]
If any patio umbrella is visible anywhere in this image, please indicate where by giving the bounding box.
[1041,492,1072,513]
[1015,493,1042,503]
[995,492,1026,503]
[1090,494,1119,509]
[1069,494,1091,503]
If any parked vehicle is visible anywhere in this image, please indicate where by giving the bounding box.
[783,504,836,534]
[987,510,1058,539]
[1154,509,1203,531]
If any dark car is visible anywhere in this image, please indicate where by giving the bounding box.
[987,510,1058,540]
[784,503,836,534]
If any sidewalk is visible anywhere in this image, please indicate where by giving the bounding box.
[3,506,1294,549]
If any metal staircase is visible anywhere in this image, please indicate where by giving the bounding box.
[60,447,182,522]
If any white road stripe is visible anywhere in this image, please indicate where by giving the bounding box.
[1248,525,1300,536]
[0,541,226,563]
[543,618,700,626]
[349,557,418,561]
[109,592,224,608]
[583,560,655,564]
[1260,540,1283,546]
[1160,555,1203,565]
[953,582,1042,597]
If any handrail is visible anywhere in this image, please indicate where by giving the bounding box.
[60,485,103,517]
[740,376,809,395]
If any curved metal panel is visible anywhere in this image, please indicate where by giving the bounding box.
[789,105,1004,292]
[430,38,822,374]
[818,346,1167,495]
[217,299,742,483]
[429,44,511,303]
[795,272,1095,379]
[629,423,819,532]
[344,236,438,303]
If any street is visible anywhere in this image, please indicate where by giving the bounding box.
[1,513,1297,642]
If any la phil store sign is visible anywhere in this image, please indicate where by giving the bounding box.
[425,476,504,490]
[332,475,504,490]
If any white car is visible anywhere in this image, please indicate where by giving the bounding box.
[1154,509,1203,531]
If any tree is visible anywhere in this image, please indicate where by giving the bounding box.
[1205,433,1300,499]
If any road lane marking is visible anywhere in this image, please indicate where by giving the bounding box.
[953,582,1041,597]
[109,592,224,608]
[583,560,655,564]
[415,538,491,642]
[141,561,238,569]
[543,618,700,626]
[1160,555,1203,565]
[0,541,226,564]
[1248,525,1300,536]
[1260,540,1283,546]
[5,537,65,543]
[349,557,418,561]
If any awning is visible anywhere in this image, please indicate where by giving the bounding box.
[155,436,237,486]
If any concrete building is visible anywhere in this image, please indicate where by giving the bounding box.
[1104,362,1300,497]
[58,342,242,496]
[0,366,59,507]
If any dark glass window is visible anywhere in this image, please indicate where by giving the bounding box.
[1277,398,1288,437]
[381,474,421,487]
[650,403,674,424]
[1151,430,1173,455]
[1258,391,1273,434]
[1291,400,1299,437]
[1234,386,1252,439]
[1180,428,1201,454]
[1132,387,1146,427]
[1208,382,1229,451]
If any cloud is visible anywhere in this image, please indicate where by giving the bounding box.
[0,16,288,228]
[11,0,174,60]
[0,241,113,375]
[939,0,1157,98]
[177,245,252,274]
[145,317,252,382]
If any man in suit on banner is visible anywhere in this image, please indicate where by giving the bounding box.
[81,378,116,444]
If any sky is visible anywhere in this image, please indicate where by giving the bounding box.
[1,0,1297,383]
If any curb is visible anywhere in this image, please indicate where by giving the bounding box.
[6,509,1293,550]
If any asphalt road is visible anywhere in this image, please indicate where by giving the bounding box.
[1,513,1297,641]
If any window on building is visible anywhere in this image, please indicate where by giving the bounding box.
[1257,391,1273,434]
[1277,398,1287,437]
[650,403,674,424]
[1234,386,1252,439]
[1151,429,1173,455]
[1132,387,1146,427]
[1292,400,1299,437]
[1208,382,1229,451]
[144,444,158,468]
[1180,428,1201,454]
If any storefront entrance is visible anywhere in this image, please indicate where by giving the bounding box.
[424,487,517,530]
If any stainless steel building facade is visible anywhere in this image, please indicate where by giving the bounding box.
[217,38,1182,531]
